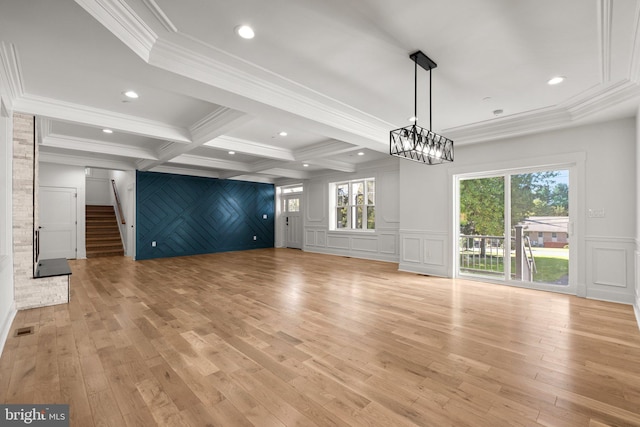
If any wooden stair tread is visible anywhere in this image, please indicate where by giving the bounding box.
[85,204,123,258]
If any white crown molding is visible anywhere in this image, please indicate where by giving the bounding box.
[304,158,356,173]
[563,79,640,120]
[74,0,157,61]
[293,139,362,159]
[204,135,295,161]
[220,174,275,184]
[629,0,640,83]
[36,117,52,144]
[150,37,391,146]
[445,78,640,145]
[249,159,288,173]
[44,133,158,160]
[13,94,191,143]
[0,42,24,110]
[598,0,613,82]
[39,150,136,170]
[188,107,251,144]
[444,106,572,145]
[168,153,251,172]
[148,165,220,179]
[141,0,177,33]
[255,168,309,180]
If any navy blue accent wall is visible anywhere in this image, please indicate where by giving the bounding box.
[136,171,274,260]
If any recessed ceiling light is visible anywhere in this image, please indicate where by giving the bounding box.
[235,25,255,39]
[279,131,288,136]
[228,151,235,155]
[547,76,565,85]
[303,163,309,167]
[123,90,139,99]
[493,109,504,116]
[102,129,113,134]
[357,152,365,156]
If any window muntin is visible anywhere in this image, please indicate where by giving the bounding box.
[332,178,375,230]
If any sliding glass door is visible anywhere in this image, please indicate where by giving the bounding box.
[458,168,570,287]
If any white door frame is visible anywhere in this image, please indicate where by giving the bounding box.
[451,154,584,297]
[283,193,303,249]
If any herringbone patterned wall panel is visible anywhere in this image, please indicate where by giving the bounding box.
[136,171,274,260]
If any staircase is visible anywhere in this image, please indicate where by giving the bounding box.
[86,205,124,257]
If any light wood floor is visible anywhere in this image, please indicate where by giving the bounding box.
[2,249,640,426]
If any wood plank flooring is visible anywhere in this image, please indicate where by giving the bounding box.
[2,248,640,426]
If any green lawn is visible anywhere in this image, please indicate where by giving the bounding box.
[460,253,568,284]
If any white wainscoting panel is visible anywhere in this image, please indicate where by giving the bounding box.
[316,230,327,247]
[327,234,350,250]
[305,230,316,246]
[586,237,635,304]
[424,239,445,266]
[304,228,399,262]
[379,233,397,255]
[401,237,421,263]
[399,230,449,277]
[593,248,626,287]
[351,236,378,253]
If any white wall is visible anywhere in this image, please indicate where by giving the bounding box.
[400,117,637,305]
[110,169,136,257]
[86,167,111,205]
[0,99,15,356]
[636,108,640,326]
[303,158,400,262]
[39,163,87,259]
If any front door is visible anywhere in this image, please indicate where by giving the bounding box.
[284,195,302,249]
[39,186,77,259]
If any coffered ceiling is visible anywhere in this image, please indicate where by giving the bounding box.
[1,0,639,183]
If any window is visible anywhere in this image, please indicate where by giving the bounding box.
[331,178,375,230]
[282,185,303,194]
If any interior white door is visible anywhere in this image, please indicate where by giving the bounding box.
[284,195,303,249]
[39,186,77,259]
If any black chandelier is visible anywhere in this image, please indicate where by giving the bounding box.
[390,51,453,164]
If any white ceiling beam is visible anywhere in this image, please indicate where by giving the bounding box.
[137,106,250,170]
[74,0,157,61]
[43,133,158,160]
[304,158,356,173]
[168,154,252,172]
[149,165,220,179]
[293,139,365,159]
[258,168,310,180]
[204,135,295,161]
[39,151,136,170]
[0,42,24,111]
[149,37,391,147]
[14,94,191,143]
[597,0,613,83]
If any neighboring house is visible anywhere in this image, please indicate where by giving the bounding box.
[521,216,569,248]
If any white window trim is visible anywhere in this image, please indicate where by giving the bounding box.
[329,178,375,231]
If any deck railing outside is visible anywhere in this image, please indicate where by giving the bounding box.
[459,228,535,280]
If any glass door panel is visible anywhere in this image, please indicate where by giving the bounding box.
[510,170,569,285]
[459,176,505,279]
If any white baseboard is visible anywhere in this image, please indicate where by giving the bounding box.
[0,301,17,358]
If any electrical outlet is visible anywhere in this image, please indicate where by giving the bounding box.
[253,235,257,241]
[152,241,156,247]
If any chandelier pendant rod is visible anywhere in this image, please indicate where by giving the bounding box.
[429,68,432,131]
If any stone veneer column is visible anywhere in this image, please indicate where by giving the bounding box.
[12,112,68,309]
